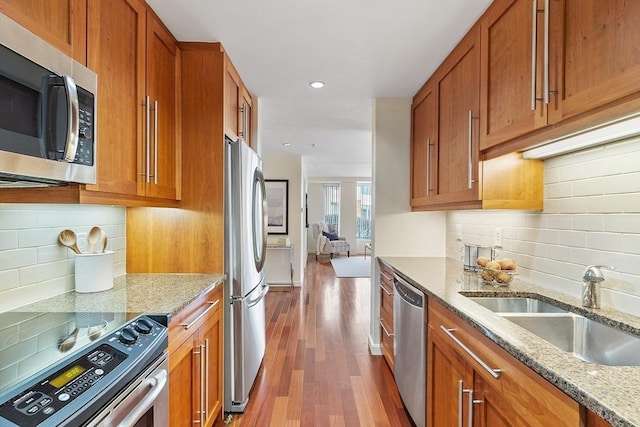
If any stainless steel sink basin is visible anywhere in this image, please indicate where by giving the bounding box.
[502,314,640,366]
[466,296,568,313]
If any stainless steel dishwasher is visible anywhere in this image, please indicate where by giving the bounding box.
[393,274,426,427]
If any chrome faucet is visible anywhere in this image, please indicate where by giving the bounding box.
[582,265,615,309]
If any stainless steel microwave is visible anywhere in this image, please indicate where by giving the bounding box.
[0,13,97,187]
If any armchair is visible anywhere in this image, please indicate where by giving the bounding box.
[311,221,350,260]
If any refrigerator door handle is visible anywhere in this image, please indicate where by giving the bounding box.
[247,285,269,308]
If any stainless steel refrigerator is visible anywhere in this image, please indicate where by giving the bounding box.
[224,137,269,413]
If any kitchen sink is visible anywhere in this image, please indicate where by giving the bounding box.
[502,313,640,366]
[465,296,568,313]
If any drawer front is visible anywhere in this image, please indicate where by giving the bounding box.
[380,318,395,371]
[380,280,394,324]
[169,285,223,355]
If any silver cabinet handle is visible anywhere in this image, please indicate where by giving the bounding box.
[200,342,206,426]
[61,76,79,162]
[182,300,220,330]
[380,271,393,283]
[441,325,501,378]
[379,283,393,296]
[426,138,432,194]
[457,380,464,427]
[204,338,210,422]
[530,0,538,110]
[117,369,167,427]
[239,104,245,139]
[192,346,202,424]
[467,110,476,189]
[153,100,158,184]
[379,319,394,337]
[145,95,150,183]
[542,0,550,104]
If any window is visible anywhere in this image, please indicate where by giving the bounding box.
[356,183,371,240]
[323,184,340,232]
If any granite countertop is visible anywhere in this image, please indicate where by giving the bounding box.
[11,273,225,317]
[380,257,640,427]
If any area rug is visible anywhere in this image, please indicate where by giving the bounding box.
[330,256,371,278]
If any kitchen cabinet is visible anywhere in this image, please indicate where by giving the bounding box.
[225,59,254,147]
[127,42,253,274]
[479,0,640,152]
[427,299,579,426]
[410,78,437,207]
[378,259,395,371]
[168,285,223,427]
[85,0,181,203]
[0,0,87,63]
[410,25,544,211]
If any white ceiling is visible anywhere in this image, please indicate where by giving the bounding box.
[146,0,492,178]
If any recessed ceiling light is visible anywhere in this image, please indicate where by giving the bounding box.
[282,143,292,147]
[309,81,325,89]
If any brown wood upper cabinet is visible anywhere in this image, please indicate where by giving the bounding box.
[480,0,640,151]
[411,25,543,211]
[0,0,87,64]
[85,0,181,202]
[225,60,253,147]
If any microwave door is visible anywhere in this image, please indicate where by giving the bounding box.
[45,75,79,163]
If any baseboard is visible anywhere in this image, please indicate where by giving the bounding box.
[368,335,382,355]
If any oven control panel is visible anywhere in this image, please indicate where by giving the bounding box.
[0,315,167,427]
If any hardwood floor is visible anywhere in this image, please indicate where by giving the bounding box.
[221,257,414,426]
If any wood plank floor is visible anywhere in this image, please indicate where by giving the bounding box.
[221,258,414,426]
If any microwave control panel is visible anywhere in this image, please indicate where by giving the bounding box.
[74,87,94,166]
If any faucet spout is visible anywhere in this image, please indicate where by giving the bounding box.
[581,265,615,309]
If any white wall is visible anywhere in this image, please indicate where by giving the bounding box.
[447,136,640,316]
[263,154,305,286]
[0,205,126,311]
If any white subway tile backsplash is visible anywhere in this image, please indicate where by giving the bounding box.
[0,231,18,250]
[0,205,126,311]
[447,137,640,316]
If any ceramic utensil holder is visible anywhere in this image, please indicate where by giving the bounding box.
[74,251,114,293]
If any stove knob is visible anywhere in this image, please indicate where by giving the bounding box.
[119,327,139,345]
[134,318,153,334]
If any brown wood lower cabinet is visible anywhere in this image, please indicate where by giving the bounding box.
[427,299,579,426]
[378,260,395,371]
[168,286,223,427]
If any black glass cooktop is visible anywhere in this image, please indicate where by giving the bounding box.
[0,311,129,394]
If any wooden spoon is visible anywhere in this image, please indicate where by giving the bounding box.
[58,328,79,352]
[98,232,108,253]
[87,226,102,254]
[58,229,81,254]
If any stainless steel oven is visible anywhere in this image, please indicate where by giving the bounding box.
[0,315,169,427]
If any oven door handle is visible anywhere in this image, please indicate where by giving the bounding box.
[116,369,168,427]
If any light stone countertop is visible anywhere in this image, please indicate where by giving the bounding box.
[11,273,225,318]
[380,257,640,427]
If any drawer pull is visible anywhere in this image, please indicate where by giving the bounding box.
[182,300,220,330]
[380,271,393,283]
[441,325,501,378]
[380,319,394,337]
[379,283,393,296]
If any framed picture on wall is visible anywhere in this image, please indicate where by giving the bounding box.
[265,179,289,235]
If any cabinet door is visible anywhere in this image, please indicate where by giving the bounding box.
[410,80,438,208]
[169,331,202,427]
[479,0,548,150]
[0,0,87,63]
[225,66,241,139]
[548,0,640,123]
[240,89,252,147]
[427,325,473,427]
[145,13,180,200]
[434,26,480,205]
[201,305,223,427]
[86,0,145,196]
